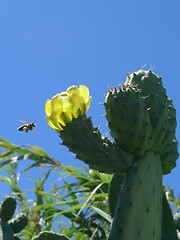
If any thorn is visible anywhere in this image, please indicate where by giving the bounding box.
[142,76,148,80]
[140,64,146,70]
[150,64,156,71]
[141,95,149,100]
[113,96,117,100]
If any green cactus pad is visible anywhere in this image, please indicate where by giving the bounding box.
[161,138,179,174]
[105,85,152,157]
[108,173,124,218]
[0,220,14,240]
[125,69,169,151]
[9,212,28,233]
[117,69,179,174]
[32,231,70,240]
[0,196,16,222]
[109,151,163,240]
[159,100,177,154]
[60,115,133,174]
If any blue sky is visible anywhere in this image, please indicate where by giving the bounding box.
[0,1,180,197]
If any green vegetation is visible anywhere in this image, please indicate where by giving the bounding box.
[0,69,179,239]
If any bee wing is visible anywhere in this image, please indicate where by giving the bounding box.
[20,120,28,123]
[18,125,25,131]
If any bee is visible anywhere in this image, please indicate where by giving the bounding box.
[18,121,36,133]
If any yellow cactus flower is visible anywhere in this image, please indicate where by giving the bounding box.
[45,85,92,133]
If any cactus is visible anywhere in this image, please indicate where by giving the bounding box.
[9,213,28,234]
[0,195,28,240]
[0,196,16,222]
[174,213,180,232]
[32,231,70,240]
[162,192,178,240]
[45,69,179,239]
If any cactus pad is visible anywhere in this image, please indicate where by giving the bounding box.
[32,231,70,240]
[9,212,28,233]
[105,84,152,157]
[109,151,163,240]
[0,196,16,222]
[0,196,28,239]
[60,115,133,174]
[105,69,178,174]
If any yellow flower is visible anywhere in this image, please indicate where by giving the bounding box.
[45,85,92,132]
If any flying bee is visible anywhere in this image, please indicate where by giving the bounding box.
[18,121,36,133]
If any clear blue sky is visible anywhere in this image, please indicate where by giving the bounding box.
[0,1,180,197]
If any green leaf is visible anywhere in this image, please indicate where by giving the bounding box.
[28,145,50,157]
[91,206,112,223]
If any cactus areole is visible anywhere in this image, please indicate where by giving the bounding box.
[45,69,179,239]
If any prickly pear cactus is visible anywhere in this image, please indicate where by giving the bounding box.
[32,231,70,240]
[45,70,179,239]
[174,213,180,232]
[0,195,28,240]
[104,84,152,157]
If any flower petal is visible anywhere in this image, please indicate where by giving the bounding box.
[45,84,91,132]
[45,99,52,116]
[67,85,79,95]
[79,85,89,101]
